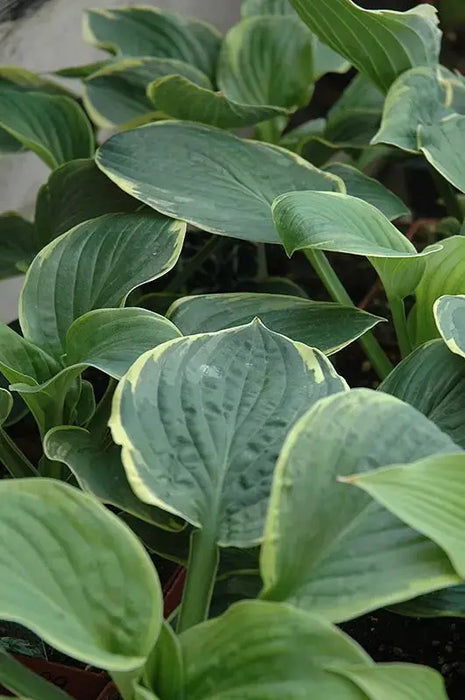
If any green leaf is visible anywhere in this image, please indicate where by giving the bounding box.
[408,236,465,347]
[419,114,465,193]
[83,7,221,82]
[20,212,185,356]
[218,16,314,110]
[0,388,12,426]
[181,599,444,698]
[167,293,383,355]
[143,622,183,700]
[241,0,298,16]
[34,158,139,250]
[0,90,94,169]
[111,321,346,548]
[343,453,465,578]
[65,307,181,379]
[273,191,439,298]
[312,37,350,81]
[334,664,447,700]
[0,65,72,96]
[393,583,465,618]
[84,57,211,128]
[0,213,36,280]
[260,389,461,622]
[434,294,465,359]
[288,0,441,92]
[381,339,465,449]
[44,426,184,531]
[372,67,450,152]
[323,163,409,220]
[0,648,71,700]
[0,479,162,671]
[147,75,287,130]
[55,61,108,78]
[280,118,326,153]
[96,121,343,244]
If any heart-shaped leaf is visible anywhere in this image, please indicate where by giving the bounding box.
[218,16,314,110]
[180,599,446,699]
[381,339,465,449]
[167,293,383,355]
[44,426,184,531]
[83,7,221,82]
[408,236,465,347]
[110,321,346,548]
[20,212,185,356]
[96,121,342,244]
[323,163,409,220]
[273,191,439,298]
[0,213,36,280]
[34,158,139,250]
[84,57,211,128]
[434,294,465,359]
[260,389,461,622]
[147,75,287,129]
[343,452,465,578]
[288,0,441,92]
[0,90,94,169]
[0,479,162,671]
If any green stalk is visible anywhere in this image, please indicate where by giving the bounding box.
[177,526,219,633]
[0,427,38,478]
[389,295,412,359]
[431,168,463,222]
[165,236,227,293]
[305,249,393,379]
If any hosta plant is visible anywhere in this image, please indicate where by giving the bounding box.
[1,0,465,698]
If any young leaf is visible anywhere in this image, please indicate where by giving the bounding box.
[342,453,465,579]
[273,191,439,299]
[434,294,465,358]
[34,158,139,250]
[20,212,185,356]
[323,163,409,220]
[0,648,71,700]
[409,236,465,347]
[0,479,162,671]
[181,599,445,698]
[288,0,441,92]
[96,121,343,244]
[0,90,94,169]
[83,7,221,82]
[218,16,314,110]
[380,339,465,448]
[0,213,36,279]
[84,57,211,128]
[147,75,287,130]
[110,322,346,549]
[44,426,184,531]
[167,293,383,355]
[143,622,184,700]
[260,389,461,622]
[0,388,12,426]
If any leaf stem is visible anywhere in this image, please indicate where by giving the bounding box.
[177,526,219,633]
[430,168,463,222]
[389,295,412,358]
[305,249,393,379]
[0,427,38,478]
[165,236,227,293]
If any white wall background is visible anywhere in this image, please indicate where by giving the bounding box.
[0,0,241,321]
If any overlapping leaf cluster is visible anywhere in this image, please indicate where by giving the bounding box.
[1,1,465,698]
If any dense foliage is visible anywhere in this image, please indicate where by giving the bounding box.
[1,1,465,698]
